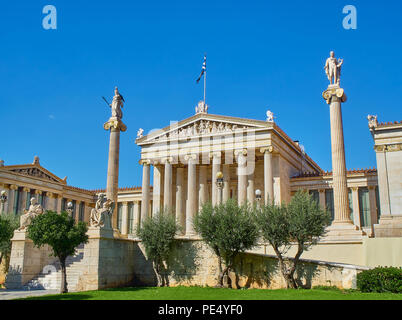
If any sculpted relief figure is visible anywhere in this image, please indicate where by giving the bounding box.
[90,193,114,229]
[110,87,125,119]
[19,197,44,231]
[324,51,343,85]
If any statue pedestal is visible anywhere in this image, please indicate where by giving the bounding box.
[5,230,55,289]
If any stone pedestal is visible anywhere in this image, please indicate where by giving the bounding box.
[76,227,135,291]
[104,117,127,229]
[5,231,55,289]
[373,215,402,237]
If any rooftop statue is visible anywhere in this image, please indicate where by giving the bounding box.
[19,197,44,231]
[324,51,343,86]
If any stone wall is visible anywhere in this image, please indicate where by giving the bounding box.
[76,227,136,291]
[5,231,56,289]
[131,239,367,289]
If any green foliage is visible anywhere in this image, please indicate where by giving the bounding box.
[357,267,402,293]
[194,199,259,287]
[255,190,331,288]
[27,211,88,260]
[0,213,20,271]
[137,211,179,286]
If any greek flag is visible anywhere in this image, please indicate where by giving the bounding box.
[196,55,206,83]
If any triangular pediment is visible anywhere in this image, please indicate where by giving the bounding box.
[3,164,66,184]
[136,113,272,145]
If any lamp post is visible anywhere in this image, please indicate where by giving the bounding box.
[255,189,262,208]
[0,190,7,214]
[216,171,224,205]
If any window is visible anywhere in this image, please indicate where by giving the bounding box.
[128,202,134,234]
[375,186,381,218]
[79,203,84,221]
[325,189,334,221]
[117,203,123,232]
[309,190,319,205]
[348,189,353,221]
[359,188,371,227]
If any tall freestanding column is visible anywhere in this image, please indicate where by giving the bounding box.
[235,149,247,205]
[176,167,185,234]
[210,152,221,206]
[323,85,351,224]
[104,87,127,231]
[163,157,173,210]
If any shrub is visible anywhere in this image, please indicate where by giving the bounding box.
[356,267,402,293]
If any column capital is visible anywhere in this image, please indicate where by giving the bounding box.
[9,184,18,191]
[208,151,221,159]
[139,159,151,165]
[122,201,129,206]
[374,143,402,153]
[234,149,247,157]
[103,118,127,132]
[46,192,55,198]
[35,190,42,195]
[368,185,376,190]
[22,187,30,192]
[57,194,63,199]
[351,186,359,192]
[161,156,174,164]
[318,189,326,193]
[184,154,197,162]
[322,86,347,105]
[260,146,274,154]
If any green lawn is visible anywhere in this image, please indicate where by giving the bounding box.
[20,286,402,300]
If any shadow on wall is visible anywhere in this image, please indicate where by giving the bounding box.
[168,241,200,284]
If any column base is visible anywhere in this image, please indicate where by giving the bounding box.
[87,227,115,239]
[320,224,366,243]
[373,215,402,237]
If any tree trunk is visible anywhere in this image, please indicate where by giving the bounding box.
[153,261,163,287]
[214,247,224,288]
[288,243,304,289]
[272,246,295,289]
[60,257,68,294]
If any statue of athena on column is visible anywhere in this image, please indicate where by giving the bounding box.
[110,87,125,119]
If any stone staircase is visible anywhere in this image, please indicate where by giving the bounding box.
[22,244,85,292]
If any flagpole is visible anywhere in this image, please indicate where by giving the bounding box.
[204,67,206,105]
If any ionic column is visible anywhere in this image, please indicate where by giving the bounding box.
[46,192,57,212]
[84,202,91,222]
[185,154,197,236]
[322,86,352,224]
[153,162,162,216]
[140,160,151,225]
[176,167,185,234]
[318,189,326,210]
[21,187,30,212]
[104,113,127,230]
[8,185,18,214]
[56,194,63,213]
[351,187,361,227]
[247,172,255,204]
[235,149,247,205]
[35,190,43,206]
[75,201,81,223]
[133,201,140,235]
[163,157,173,210]
[199,165,208,209]
[368,186,378,227]
[121,202,129,235]
[222,164,231,202]
[261,147,274,204]
[210,152,221,206]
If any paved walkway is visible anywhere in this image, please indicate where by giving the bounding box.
[0,289,59,300]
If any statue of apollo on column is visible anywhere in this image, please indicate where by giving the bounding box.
[324,51,343,86]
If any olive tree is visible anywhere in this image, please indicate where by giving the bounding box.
[194,199,259,288]
[137,211,179,287]
[255,190,331,288]
[0,213,19,273]
[27,211,88,293]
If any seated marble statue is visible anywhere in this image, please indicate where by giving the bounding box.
[19,197,44,230]
[90,195,113,229]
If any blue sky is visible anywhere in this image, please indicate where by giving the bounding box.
[1,0,401,190]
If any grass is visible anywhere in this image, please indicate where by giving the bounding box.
[20,286,402,300]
